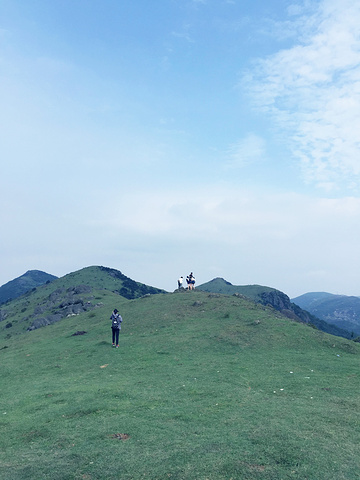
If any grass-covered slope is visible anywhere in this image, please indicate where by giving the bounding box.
[0,265,166,335]
[56,265,166,299]
[197,277,277,299]
[198,278,353,340]
[0,270,57,305]
[0,290,359,479]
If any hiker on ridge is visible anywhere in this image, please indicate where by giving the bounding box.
[187,272,195,290]
[178,276,183,289]
[110,308,123,348]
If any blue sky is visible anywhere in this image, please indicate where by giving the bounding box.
[1,0,360,297]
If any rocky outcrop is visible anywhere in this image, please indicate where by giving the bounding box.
[259,290,292,311]
[0,310,7,323]
[26,285,101,331]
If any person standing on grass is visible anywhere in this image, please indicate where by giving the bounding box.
[187,272,195,290]
[178,276,183,289]
[110,308,122,348]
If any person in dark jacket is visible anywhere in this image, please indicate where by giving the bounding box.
[110,309,123,348]
[187,272,195,290]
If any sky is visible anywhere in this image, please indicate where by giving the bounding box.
[1,0,360,298]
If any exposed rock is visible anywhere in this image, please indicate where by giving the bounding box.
[48,288,66,302]
[174,288,188,294]
[68,285,92,295]
[26,285,97,331]
[280,309,301,321]
[232,293,247,299]
[260,290,291,310]
[27,314,63,331]
[34,305,47,315]
[192,301,203,307]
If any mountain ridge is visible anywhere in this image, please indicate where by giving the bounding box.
[0,268,357,340]
[292,291,360,336]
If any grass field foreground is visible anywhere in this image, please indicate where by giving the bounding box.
[1,290,359,479]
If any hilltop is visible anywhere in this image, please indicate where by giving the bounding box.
[0,270,57,305]
[197,277,293,307]
[0,266,165,335]
[197,278,353,339]
[1,286,359,479]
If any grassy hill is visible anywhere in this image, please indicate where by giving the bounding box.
[0,270,57,305]
[197,278,279,300]
[198,278,353,340]
[1,285,359,479]
[0,266,166,334]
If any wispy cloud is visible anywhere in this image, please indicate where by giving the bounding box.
[171,23,194,43]
[225,133,266,169]
[243,0,360,191]
[3,177,360,294]
[75,183,360,294]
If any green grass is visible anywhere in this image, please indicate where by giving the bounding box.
[1,290,359,479]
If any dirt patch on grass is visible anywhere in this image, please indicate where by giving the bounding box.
[111,433,130,440]
[240,463,266,472]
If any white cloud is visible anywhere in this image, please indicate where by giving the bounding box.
[171,24,194,43]
[84,185,360,295]
[243,0,360,191]
[287,4,305,17]
[2,176,360,296]
[225,133,266,169]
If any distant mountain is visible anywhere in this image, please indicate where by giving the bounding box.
[0,266,166,332]
[0,270,57,305]
[198,278,353,339]
[292,292,360,337]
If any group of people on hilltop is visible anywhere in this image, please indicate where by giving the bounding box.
[178,272,195,290]
[110,272,196,349]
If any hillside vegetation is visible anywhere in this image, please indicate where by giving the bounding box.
[1,268,352,340]
[0,270,57,305]
[198,278,353,339]
[0,266,165,334]
[1,283,359,479]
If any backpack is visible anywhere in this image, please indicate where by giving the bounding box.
[111,313,121,329]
